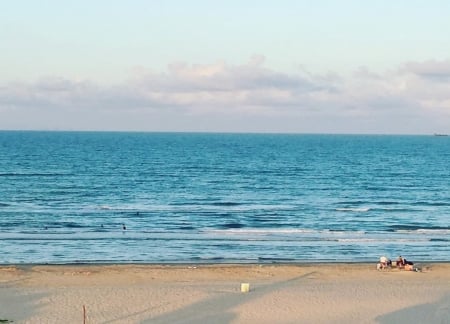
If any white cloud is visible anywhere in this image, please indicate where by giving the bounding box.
[0,58,449,133]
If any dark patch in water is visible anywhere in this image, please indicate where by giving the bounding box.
[0,172,67,177]
[372,208,420,213]
[387,225,450,231]
[335,200,368,206]
[44,222,85,229]
[211,202,243,207]
[258,257,295,262]
[220,223,244,229]
[178,226,196,230]
[377,201,401,205]
[412,201,450,207]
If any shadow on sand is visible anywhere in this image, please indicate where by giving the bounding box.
[376,293,450,324]
[0,287,46,323]
[140,271,317,324]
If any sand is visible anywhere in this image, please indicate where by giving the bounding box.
[0,263,449,323]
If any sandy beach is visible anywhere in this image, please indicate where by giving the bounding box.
[0,263,449,324]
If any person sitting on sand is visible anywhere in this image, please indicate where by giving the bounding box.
[403,258,413,266]
[379,256,391,269]
[396,256,405,268]
[397,256,415,270]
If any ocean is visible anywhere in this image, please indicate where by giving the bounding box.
[0,131,449,264]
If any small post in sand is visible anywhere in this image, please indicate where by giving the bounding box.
[83,305,86,324]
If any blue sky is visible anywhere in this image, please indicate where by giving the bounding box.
[1,1,450,133]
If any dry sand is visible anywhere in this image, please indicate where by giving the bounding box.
[0,263,449,323]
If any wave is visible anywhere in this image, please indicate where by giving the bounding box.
[337,238,430,243]
[209,228,313,234]
[207,228,366,235]
[336,201,402,207]
[335,200,369,206]
[13,231,78,236]
[430,238,450,242]
[377,201,402,205]
[415,229,450,235]
[220,222,244,229]
[411,201,450,207]
[93,203,296,214]
[42,222,88,229]
[336,207,370,212]
[96,205,142,211]
[335,206,422,213]
[189,256,226,262]
[370,207,424,213]
[211,202,243,207]
[388,225,450,232]
[0,202,10,207]
[0,172,69,177]
[177,225,196,230]
[258,257,296,262]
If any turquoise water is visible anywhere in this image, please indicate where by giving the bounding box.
[0,131,449,264]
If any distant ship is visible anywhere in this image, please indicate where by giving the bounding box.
[433,133,448,136]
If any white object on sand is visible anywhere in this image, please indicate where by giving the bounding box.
[241,283,250,293]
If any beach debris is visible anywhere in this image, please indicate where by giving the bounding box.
[241,283,250,293]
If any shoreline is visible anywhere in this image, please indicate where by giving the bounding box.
[1,263,449,323]
[2,259,450,266]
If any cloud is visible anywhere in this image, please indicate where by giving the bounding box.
[127,56,330,110]
[402,59,450,81]
[0,57,449,133]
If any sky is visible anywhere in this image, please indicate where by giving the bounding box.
[1,0,450,134]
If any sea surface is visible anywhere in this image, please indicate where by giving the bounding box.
[0,131,449,264]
